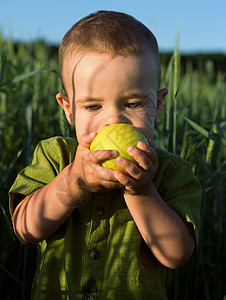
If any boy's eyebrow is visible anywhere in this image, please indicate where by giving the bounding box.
[76,97,104,103]
[76,92,154,103]
[121,92,154,101]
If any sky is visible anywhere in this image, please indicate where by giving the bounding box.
[1,0,226,53]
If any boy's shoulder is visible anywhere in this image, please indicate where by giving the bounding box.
[39,136,78,149]
[36,136,78,156]
[155,148,198,190]
[156,148,189,170]
[32,136,78,167]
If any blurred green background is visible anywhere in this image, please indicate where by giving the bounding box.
[0,36,225,299]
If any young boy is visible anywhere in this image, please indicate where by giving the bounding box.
[9,11,201,299]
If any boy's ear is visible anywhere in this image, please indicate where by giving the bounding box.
[56,93,75,125]
[155,88,168,120]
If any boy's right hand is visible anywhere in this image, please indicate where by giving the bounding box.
[69,132,124,195]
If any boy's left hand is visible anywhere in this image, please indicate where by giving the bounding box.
[114,141,158,195]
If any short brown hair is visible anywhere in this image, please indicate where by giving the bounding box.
[59,10,161,89]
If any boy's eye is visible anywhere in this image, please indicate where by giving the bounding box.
[85,105,101,111]
[125,102,140,109]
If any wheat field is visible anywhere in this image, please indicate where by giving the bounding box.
[0,35,225,299]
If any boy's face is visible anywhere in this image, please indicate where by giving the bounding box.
[57,52,167,142]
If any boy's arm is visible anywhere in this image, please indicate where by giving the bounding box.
[114,142,197,269]
[13,133,122,244]
[13,165,83,244]
[123,183,195,269]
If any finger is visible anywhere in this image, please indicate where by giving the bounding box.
[79,132,97,148]
[114,170,136,191]
[147,139,157,150]
[137,141,158,163]
[87,177,124,192]
[100,180,124,190]
[116,156,142,180]
[89,149,117,164]
[88,166,124,191]
[94,164,120,181]
[127,145,153,171]
[135,141,158,168]
[137,141,151,151]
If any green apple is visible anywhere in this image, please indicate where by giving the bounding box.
[90,123,148,171]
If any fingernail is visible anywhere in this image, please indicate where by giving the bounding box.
[137,141,145,148]
[116,156,123,163]
[114,170,122,178]
[111,150,117,157]
[89,132,96,138]
[127,146,134,154]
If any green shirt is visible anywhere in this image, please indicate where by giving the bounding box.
[9,136,202,300]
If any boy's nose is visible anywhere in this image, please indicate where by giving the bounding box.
[104,112,129,127]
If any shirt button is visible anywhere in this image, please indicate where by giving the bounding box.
[89,249,99,260]
[96,206,104,216]
[84,295,94,300]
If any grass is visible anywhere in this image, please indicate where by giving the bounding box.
[0,35,225,299]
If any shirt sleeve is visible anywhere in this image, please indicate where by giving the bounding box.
[155,150,202,245]
[9,136,77,215]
